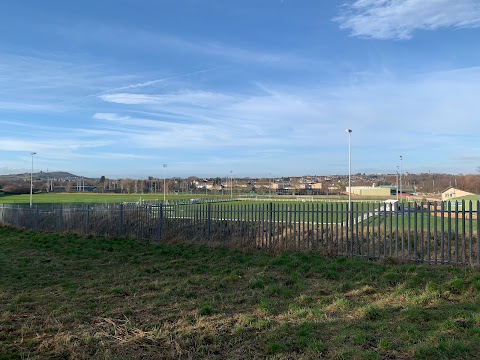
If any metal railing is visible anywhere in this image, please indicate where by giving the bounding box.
[0,200,478,266]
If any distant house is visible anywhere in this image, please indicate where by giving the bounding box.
[310,183,323,190]
[271,182,291,190]
[441,187,474,201]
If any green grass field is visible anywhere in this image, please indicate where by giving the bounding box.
[0,192,216,204]
[168,202,479,234]
[446,195,480,211]
[1,227,479,359]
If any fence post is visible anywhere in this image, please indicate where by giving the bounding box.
[207,203,211,240]
[382,202,387,258]
[85,205,90,235]
[35,206,39,231]
[58,205,63,232]
[268,202,273,251]
[157,203,163,241]
[447,202,452,264]
[407,202,411,261]
[462,200,466,265]
[455,201,460,265]
[470,200,473,265]
[413,202,418,262]
[441,201,445,264]
[433,202,437,265]
[345,203,349,256]
[477,201,479,267]
[350,202,354,256]
[118,203,124,237]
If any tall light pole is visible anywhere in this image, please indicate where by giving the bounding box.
[230,170,233,199]
[30,152,36,208]
[345,129,352,209]
[399,155,403,200]
[163,164,167,203]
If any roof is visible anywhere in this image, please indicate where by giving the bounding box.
[441,187,473,195]
[448,195,480,202]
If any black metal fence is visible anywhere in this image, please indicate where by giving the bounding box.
[0,200,479,266]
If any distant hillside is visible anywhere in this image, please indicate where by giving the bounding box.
[0,171,91,182]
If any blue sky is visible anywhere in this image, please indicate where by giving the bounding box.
[1,0,480,179]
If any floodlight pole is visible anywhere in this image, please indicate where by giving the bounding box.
[163,164,167,203]
[30,152,36,208]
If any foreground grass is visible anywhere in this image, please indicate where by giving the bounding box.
[0,227,479,359]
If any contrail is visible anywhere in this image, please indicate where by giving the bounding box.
[93,67,221,97]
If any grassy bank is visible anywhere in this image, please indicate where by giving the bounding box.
[0,227,479,359]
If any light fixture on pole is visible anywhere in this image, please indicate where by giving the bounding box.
[163,164,167,203]
[30,152,36,208]
[399,155,403,200]
[345,129,352,209]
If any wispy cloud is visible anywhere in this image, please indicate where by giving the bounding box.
[53,22,317,69]
[335,0,480,40]
[96,84,333,149]
[0,137,111,153]
[3,45,480,176]
[99,91,234,107]
[90,64,480,175]
[0,52,138,114]
[96,68,219,96]
[0,100,68,113]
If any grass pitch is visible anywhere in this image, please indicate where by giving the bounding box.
[1,227,479,359]
[0,192,206,204]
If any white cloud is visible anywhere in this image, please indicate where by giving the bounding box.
[99,91,233,107]
[96,68,217,96]
[335,0,480,39]
[93,113,127,121]
[4,49,480,176]
[95,85,332,149]
[90,64,480,175]
[0,138,111,153]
